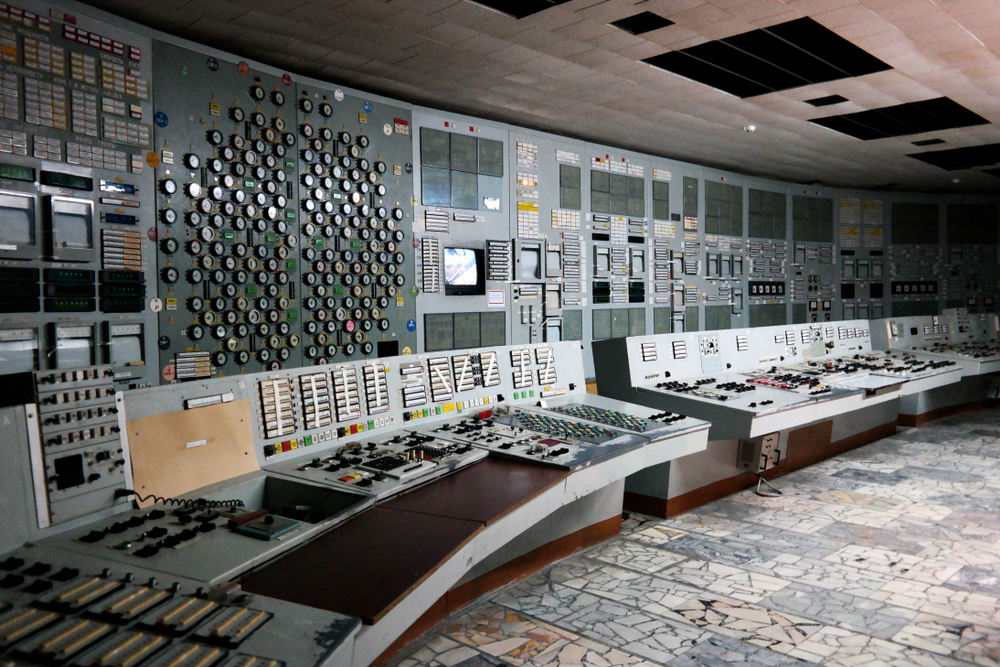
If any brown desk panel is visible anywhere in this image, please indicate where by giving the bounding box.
[239,506,481,624]
[383,457,569,525]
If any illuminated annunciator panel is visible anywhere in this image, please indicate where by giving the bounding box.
[362,361,390,415]
[298,372,332,430]
[510,348,532,390]
[258,377,295,440]
[332,367,362,423]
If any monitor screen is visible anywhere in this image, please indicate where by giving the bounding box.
[444,247,484,296]
[445,248,478,286]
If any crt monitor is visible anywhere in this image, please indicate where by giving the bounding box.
[444,247,485,296]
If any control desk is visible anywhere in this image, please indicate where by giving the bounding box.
[594,319,962,440]
[0,341,709,667]
[871,311,1000,376]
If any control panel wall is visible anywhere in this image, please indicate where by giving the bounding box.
[151,42,302,380]
[412,110,510,356]
[0,0,158,388]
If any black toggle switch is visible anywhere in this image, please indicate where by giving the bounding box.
[23,563,51,577]
[22,579,52,594]
[0,557,24,571]
[50,567,79,582]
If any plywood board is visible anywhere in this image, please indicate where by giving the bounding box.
[126,399,258,507]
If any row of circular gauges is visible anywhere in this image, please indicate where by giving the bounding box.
[189,311,391,340]
[196,338,380,368]
[244,85,337,115]
[158,165,388,214]
[197,341,375,371]
[192,342,378,368]
[160,235,406,264]
[160,251,407,284]
[191,330,380,366]
[188,299,393,331]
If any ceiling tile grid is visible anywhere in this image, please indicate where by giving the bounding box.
[83,0,1000,191]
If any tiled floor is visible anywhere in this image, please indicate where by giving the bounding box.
[388,413,1000,667]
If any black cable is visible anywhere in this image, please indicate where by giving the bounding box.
[115,488,244,509]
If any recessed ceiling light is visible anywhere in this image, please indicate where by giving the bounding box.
[464,0,571,19]
[805,95,848,107]
[642,17,891,98]
[812,97,988,141]
[610,12,674,36]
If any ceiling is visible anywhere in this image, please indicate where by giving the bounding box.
[81,0,1000,194]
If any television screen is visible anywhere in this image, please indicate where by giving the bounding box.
[443,247,485,296]
[444,247,478,286]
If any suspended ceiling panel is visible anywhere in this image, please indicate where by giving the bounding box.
[80,0,1000,193]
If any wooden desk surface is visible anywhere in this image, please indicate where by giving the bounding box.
[239,457,569,624]
[383,457,568,524]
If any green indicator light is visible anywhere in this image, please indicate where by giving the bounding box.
[529,390,535,397]
[246,285,257,294]
[304,436,312,446]
[334,286,344,294]
[314,238,324,246]
[285,210,295,220]
[244,180,254,188]
[288,310,298,320]
[222,231,234,240]
[367,421,374,429]
[284,160,295,169]
[435,406,442,414]
[352,241,361,248]
[266,234,277,243]
[286,260,297,270]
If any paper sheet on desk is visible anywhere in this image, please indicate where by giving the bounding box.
[830,375,905,391]
[126,398,259,507]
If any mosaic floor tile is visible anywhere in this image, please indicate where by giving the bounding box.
[747,552,893,598]
[789,626,969,667]
[529,637,661,667]
[666,634,819,667]
[658,513,744,537]
[727,525,845,560]
[871,578,1000,628]
[627,524,690,547]
[391,412,1000,667]
[655,533,782,569]
[441,602,578,666]
[589,539,690,575]
[671,595,823,650]
[660,559,791,603]
[758,581,918,640]
[891,613,1000,665]
[743,509,837,535]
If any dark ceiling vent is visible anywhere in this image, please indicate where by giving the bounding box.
[909,143,1000,171]
[805,95,848,107]
[798,180,823,185]
[872,183,897,190]
[610,12,674,36]
[643,17,891,98]
[466,0,571,19]
[912,138,945,146]
[811,97,988,140]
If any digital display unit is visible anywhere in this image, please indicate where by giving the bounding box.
[444,247,485,296]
